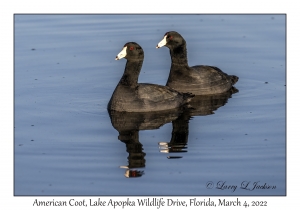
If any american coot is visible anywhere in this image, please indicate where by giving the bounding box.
[156,31,239,95]
[107,42,194,112]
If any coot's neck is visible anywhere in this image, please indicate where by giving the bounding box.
[169,43,189,67]
[119,59,143,88]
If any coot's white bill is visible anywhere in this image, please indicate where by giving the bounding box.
[115,46,127,60]
[156,35,167,48]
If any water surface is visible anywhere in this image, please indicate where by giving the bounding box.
[14,14,286,195]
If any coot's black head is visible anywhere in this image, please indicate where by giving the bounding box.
[156,31,186,49]
[116,42,144,61]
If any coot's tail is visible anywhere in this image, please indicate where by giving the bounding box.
[183,92,195,102]
[179,92,194,110]
[230,75,239,85]
[228,86,239,94]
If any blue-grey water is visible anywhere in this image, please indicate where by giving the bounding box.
[14,14,286,196]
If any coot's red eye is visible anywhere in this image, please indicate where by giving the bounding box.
[169,36,173,40]
[129,46,134,50]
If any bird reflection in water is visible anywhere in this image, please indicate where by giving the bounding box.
[108,108,182,178]
[159,111,190,158]
[108,87,238,178]
[159,87,238,158]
